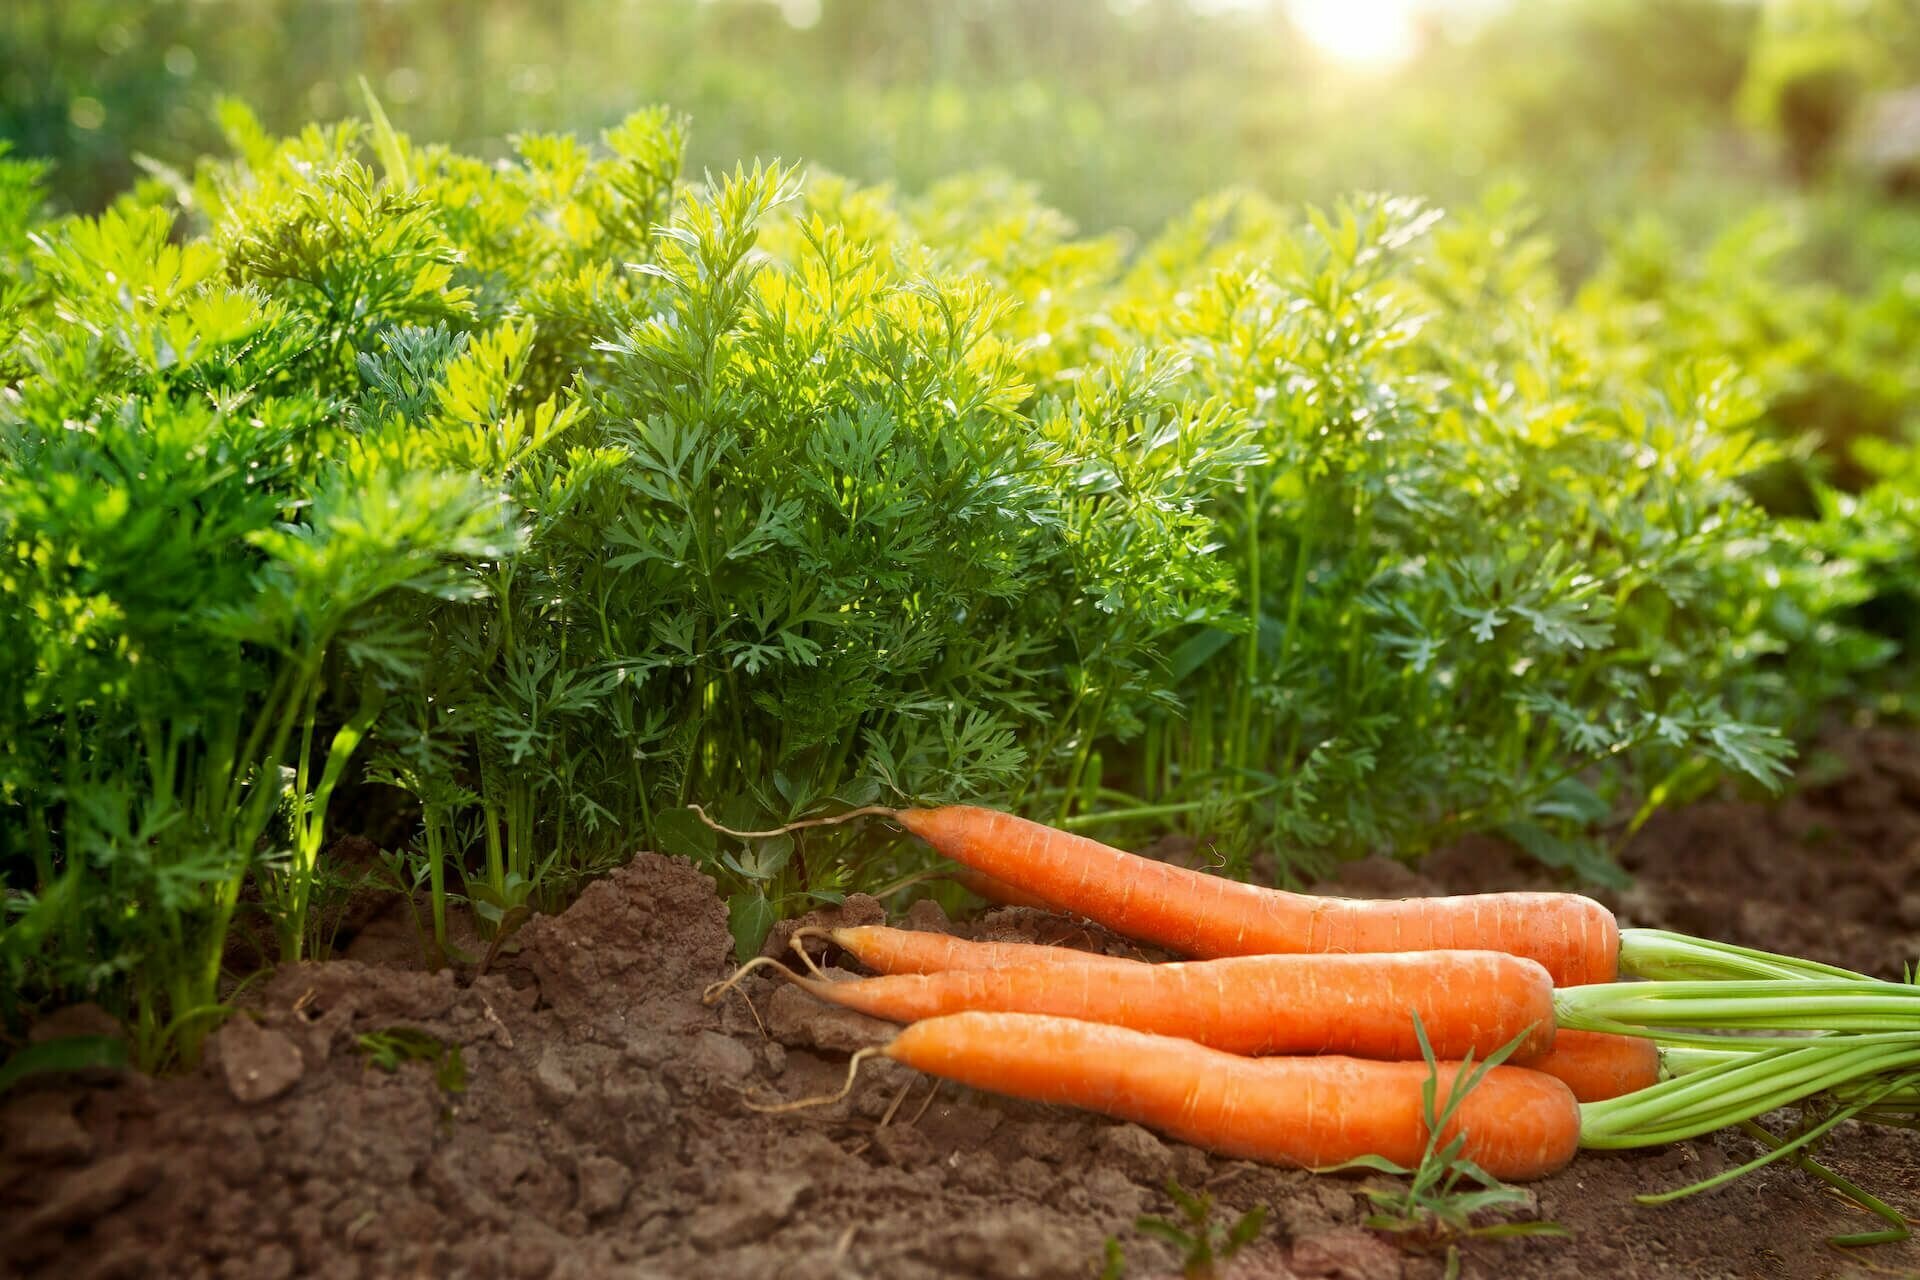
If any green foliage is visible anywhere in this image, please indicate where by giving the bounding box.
[14,0,1909,269]
[1132,1178,1267,1280]
[0,97,1906,1062]
[0,1034,128,1096]
[356,1026,467,1093]
[1007,189,1844,880]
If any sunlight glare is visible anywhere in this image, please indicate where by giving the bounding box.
[1288,0,1421,69]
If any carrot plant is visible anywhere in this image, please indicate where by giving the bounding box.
[1132,1178,1266,1280]
[0,182,512,1062]
[954,186,1869,882]
[374,138,1250,955]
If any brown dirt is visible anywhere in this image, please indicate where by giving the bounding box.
[8,730,1920,1279]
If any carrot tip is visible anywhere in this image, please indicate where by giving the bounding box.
[744,1046,882,1114]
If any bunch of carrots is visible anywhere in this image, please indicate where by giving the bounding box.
[698,804,1920,1238]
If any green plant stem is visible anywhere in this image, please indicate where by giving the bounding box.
[1276,514,1315,768]
[1556,978,1920,1033]
[1629,1078,1916,1207]
[1057,689,1112,825]
[1730,1120,1914,1246]
[1618,929,1876,983]
[1579,1036,1920,1148]
[424,809,449,962]
[1228,476,1261,783]
[1058,787,1280,831]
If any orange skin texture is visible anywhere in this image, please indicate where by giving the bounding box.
[796,949,1557,1062]
[885,1012,1582,1182]
[1516,1028,1661,1103]
[825,925,1137,976]
[895,807,1620,987]
[950,867,1060,912]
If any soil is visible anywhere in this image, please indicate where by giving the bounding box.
[8,728,1920,1280]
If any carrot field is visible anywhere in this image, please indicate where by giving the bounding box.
[6,3,1920,1277]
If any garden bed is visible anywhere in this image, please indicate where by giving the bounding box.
[6,727,1920,1280]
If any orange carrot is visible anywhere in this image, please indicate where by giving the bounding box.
[818,925,1136,976]
[860,1012,1582,1181]
[812,926,1653,1100]
[1516,1029,1661,1103]
[891,807,1619,987]
[949,867,1060,912]
[759,948,1557,1062]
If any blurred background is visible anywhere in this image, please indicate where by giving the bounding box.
[5,0,1920,278]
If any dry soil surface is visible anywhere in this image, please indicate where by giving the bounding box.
[8,729,1920,1279]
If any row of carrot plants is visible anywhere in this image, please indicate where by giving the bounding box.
[1,100,1917,1065]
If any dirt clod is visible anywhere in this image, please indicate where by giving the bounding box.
[575,1154,633,1219]
[16,1151,158,1242]
[763,892,886,961]
[2,1093,93,1164]
[1291,1228,1405,1280]
[685,1029,756,1082]
[763,979,894,1053]
[517,851,731,1033]
[1093,1122,1172,1184]
[532,1046,578,1106]
[687,1170,812,1249]
[215,1016,306,1104]
[916,1207,1095,1280]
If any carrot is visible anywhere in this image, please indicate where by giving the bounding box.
[891,807,1619,987]
[815,925,1137,976]
[799,925,1647,1095]
[1514,1029,1663,1103]
[949,867,1061,912]
[742,947,1557,1062]
[812,1012,1581,1181]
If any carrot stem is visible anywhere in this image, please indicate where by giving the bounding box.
[1630,1073,1920,1208]
[1555,979,1920,1033]
[1618,929,1876,983]
[1730,1121,1915,1246]
[1579,1037,1920,1147]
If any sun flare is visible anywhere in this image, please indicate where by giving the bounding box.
[1288,0,1421,68]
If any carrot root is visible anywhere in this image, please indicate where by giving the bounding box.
[950,867,1061,912]
[703,955,801,1006]
[744,1046,882,1114]
[787,929,834,978]
[691,803,896,841]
